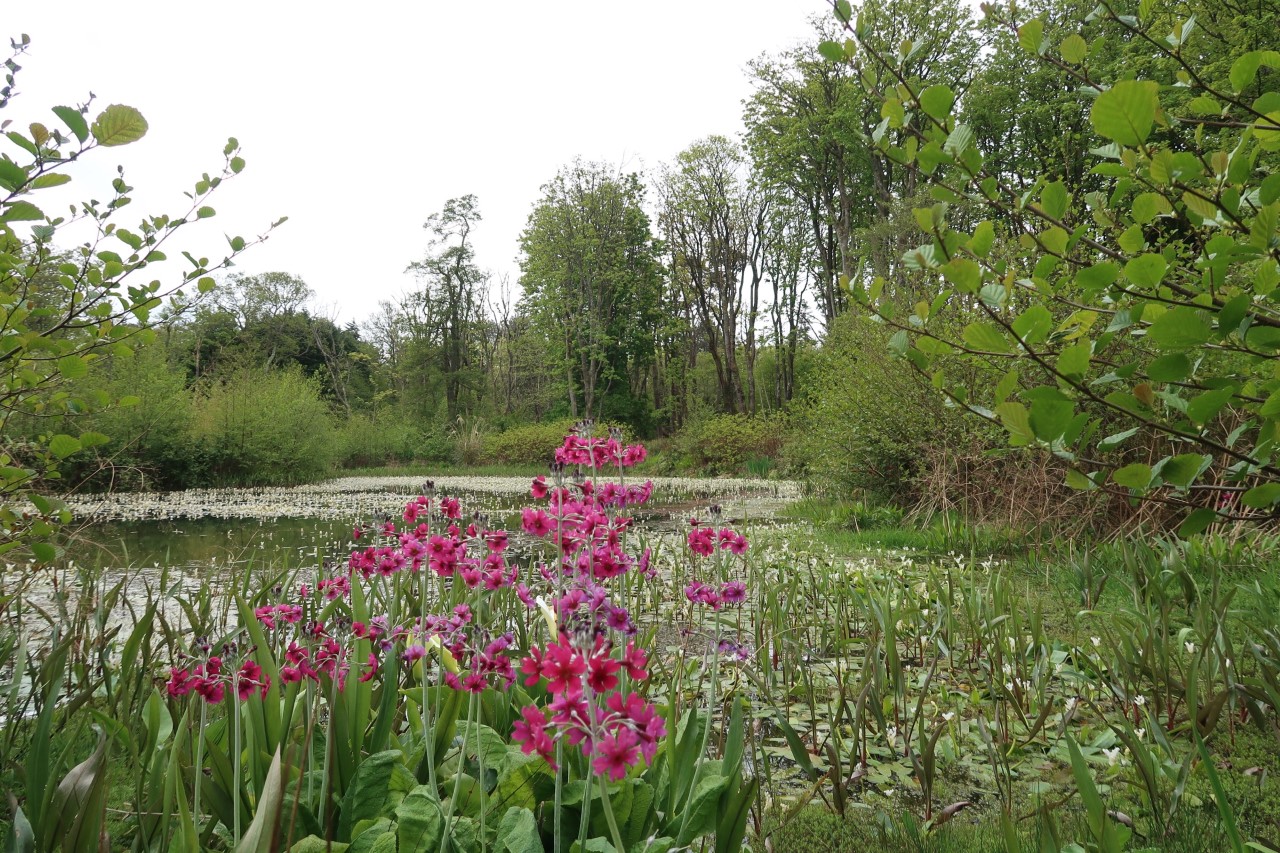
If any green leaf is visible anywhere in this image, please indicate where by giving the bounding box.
[395,787,445,853]
[996,402,1034,442]
[1040,181,1068,220]
[1012,305,1053,345]
[1060,34,1087,64]
[1097,427,1140,452]
[1029,399,1074,442]
[236,749,284,853]
[1076,262,1118,295]
[56,355,88,380]
[31,542,56,563]
[918,85,955,119]
[31,173,71,189]
[1124,253,1167,287]
[1230,50,1280,92]
[1113,463,1153,489]
[196,206,216,219]
[817,41,845,63]
[1065,469,1096,490]
[1056,342,1092,380]
[1147,353,1191,382]
[1158,453,1208,489]
[48,434,82,459]
[1179,508,1218,537]
[968,221,995,257]
[337,750,402,841]
[90,104,149,147]
[52,106,89,143]
[1260,390,1280,418]
[495,806,543,853]
[941,257,981,292]
[1018,19,1044,55]
[1187,386,1236,424]
[963,322,1010,353]
[1091,81,1159,146]
[1,201,44,222]
[1241,483,1280,509]
[1146,307,1211,350]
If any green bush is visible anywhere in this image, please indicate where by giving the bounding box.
[479,418,580,466]
[675,413,784,475]
[191,366,336,485]
[334,411,451,467]
[790,313,978,502]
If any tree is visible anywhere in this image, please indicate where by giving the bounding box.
[519,161,664,428]
[833,0,1280,531]
[0,36,273,559]
[406,196,488,422]
[659,136,768,415]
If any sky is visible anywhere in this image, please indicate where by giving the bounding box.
[7,1,824,326]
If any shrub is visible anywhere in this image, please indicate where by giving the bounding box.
[675,413,785,475]
[191,366,336,485]
[790,313,976,503]
[334,411,447,468]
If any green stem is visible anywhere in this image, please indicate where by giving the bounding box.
[598,781,627,853]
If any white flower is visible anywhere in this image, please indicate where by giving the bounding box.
[1104,747,1122,766]
[1091,636,1102,648]
[942,711,956,722]
[1185,641,1196,654]
[1134,695,1146,707]
[1135,728,1146,740]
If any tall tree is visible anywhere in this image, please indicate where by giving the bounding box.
[659,136,767,415]
[519,162,664,428]
[406,196,489,422]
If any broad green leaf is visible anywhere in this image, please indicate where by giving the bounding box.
[1242,483,1280,508]
[1124,253,1167,287]
[1,201,44,222]
[1097,427,1140,452]
[1091,81,1159,146]
[1060,34,1087,64]
[1179,508,1218,537]
[1075,262,1118,295]
[1112,463,1153,489]
[1040,181,1068,220]
[52,106,89,143]
[918,85,955,119]
[56,355,88,380]
[1146,307,1211,350]
[1029,399,1074,442]
[1018,19,1044,55]
[48,434,81,459]
[1056,342,1091,380]
[995,402,1034,441]
[1158,453,1208,489]
[1012,305,1053,345]
[968,221,995,257]
[1230,50,1280,92]
[90,104,149,147]
[1147,353,1190,382]
[1187,386,1236,424]
[817,41,845,63]
[395,787,445,853]
[495,807,542,853]
[963,322,1010,353]
[941,257,981,292]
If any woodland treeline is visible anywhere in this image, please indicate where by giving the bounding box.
[16,0,1280,536]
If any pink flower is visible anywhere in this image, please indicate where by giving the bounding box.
[593,727,640,781]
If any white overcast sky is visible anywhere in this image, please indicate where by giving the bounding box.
[7,1,823,325]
